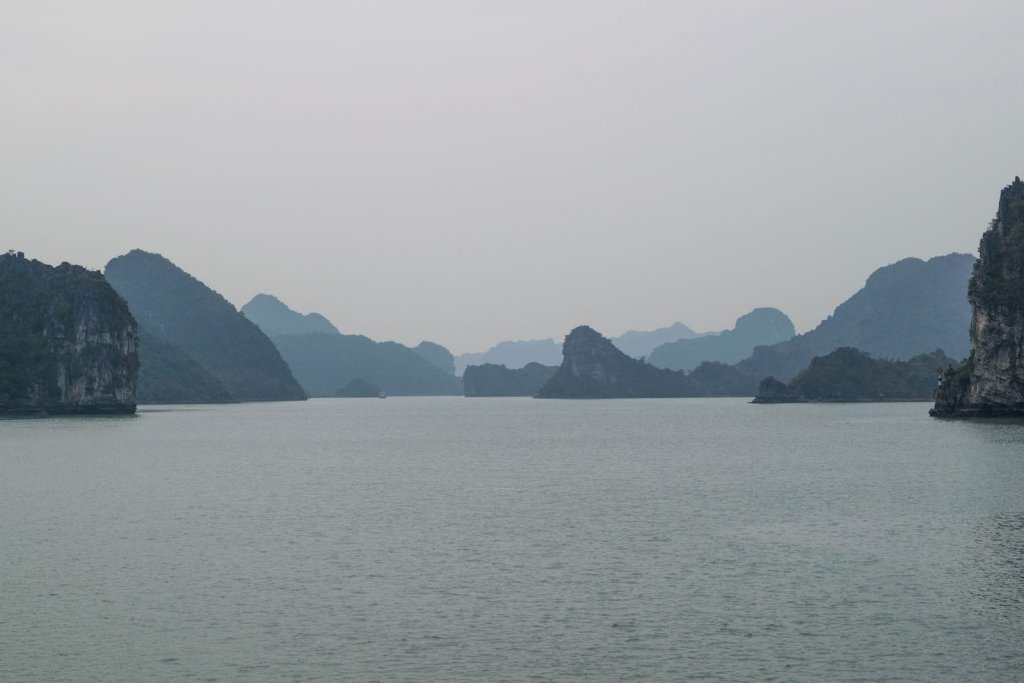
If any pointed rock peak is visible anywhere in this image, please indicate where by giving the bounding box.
[564,325,617,350]
[240,293,340,337]
[247,293,287,308]
[997,176,1024,232]
[560,326,630,365]
[565,325,605,342]
[108,249,171,270]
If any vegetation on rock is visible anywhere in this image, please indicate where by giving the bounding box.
[134,326,233,404]
[756,347,953,403]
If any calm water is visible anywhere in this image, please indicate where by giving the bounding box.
[2,398,1023,682]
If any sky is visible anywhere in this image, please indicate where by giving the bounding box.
[2,1,1023,354]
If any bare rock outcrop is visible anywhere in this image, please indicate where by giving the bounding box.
[932,178,1024,417]
[0,253,138,415]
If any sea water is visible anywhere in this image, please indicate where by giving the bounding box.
[2,398,1022,681]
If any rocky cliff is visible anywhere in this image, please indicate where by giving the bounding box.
[932,178,1024,417]
[0,253,138,414]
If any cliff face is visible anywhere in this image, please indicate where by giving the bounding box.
[932,178,1024,416]
[0,253,138,414]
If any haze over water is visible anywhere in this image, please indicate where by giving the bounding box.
[2,398,1022,681]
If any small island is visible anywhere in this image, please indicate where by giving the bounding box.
[753,347,954,403]
[462,362,557,397]
[535,325,758,398]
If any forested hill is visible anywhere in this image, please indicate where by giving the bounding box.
[241,295,461,396]
[105,250,305,402]
[272,332,463,396]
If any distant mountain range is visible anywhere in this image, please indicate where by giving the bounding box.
[455,321,713,375]
[536,326,758,398]
[648,308,795,371]
[737,253,974,382]
[463,363,558,397]
[242,296,461,396]
[270,332,461,396]
[455,339,562,376]
[2,242,979,409]
[241,293,341,336]
[534,253,975,398]
[105,250,305,403]
[610,322,713,358]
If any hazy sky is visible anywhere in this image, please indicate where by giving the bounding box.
[3,1,1022,353]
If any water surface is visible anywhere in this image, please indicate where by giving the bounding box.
[2,398,1022,681]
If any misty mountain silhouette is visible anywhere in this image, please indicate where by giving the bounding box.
[105,250,305,403]
[737,253,975,382]
[244,295,461,396]
[648,308,795,371]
